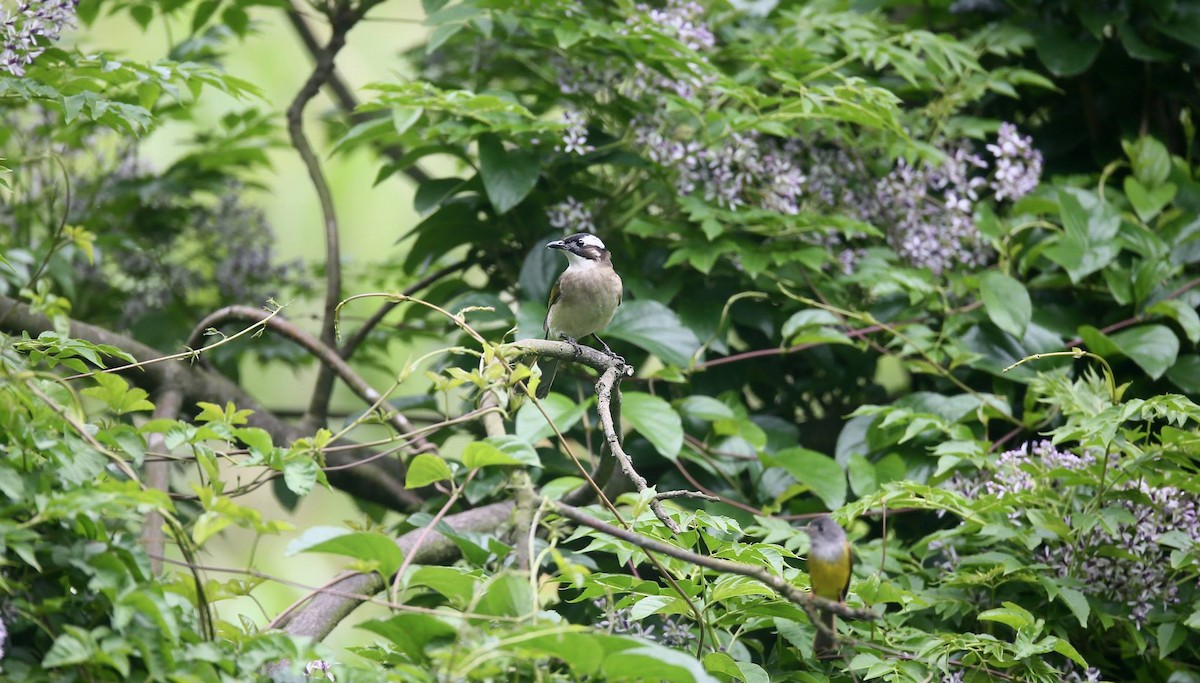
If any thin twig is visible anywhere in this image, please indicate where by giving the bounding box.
[24,379,139,481]
[184,305,434,454]
[340,260,470,360]
[653,490,720,502]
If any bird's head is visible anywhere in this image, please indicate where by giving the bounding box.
[547,233,610,267]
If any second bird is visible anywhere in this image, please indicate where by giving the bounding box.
[537,233,623,399]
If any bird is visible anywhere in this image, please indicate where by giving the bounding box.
[535,232,623,399]
[804,515,852,658]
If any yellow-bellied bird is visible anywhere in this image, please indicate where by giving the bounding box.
[804,515,852,658]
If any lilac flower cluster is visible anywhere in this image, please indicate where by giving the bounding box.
[1041,480,1200,625]
[0,110,304,326]
[981,440,1095,497]
[1,1,78,77]
[554,0,716,102]
[952,441,1200,628]
[987,122,1044,201]
[873,147,991,274]
[594,598,694,647]
[547,196,596,234]
[825,125,1041,274]
[626,0,715,52]
[559,109,594,156]
[633,120,807,213]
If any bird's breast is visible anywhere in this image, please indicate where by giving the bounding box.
[546,267,622,339]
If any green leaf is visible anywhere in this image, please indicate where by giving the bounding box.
[506,630,605,676]
[283,456,320,496]
[408,565,479,604]
[602,645,717,683]
[541,476,585,500]
[978,604,1033,630]
[478,134,540,215]
[81,373,155,415]
[233,427,273,455]
[285,527,404,578]
[1057,586,1090,628]
[191,0,221,32]
[1044,188,1120,282]
[42,627,97,669]
[358,614,457,662]
[622,392,684,460]
[1148,299,1200,343]
[766,448,846,510]
[606,300,702,367]
[130,4,154,28]
[1052,638,1088,668]
[1123,136,1173,187]
[1167,355,1200,393]
[477,573,534,617]
[220,4,249,35]
[1124,177,1176,223]
[462,441,525,469]
[979,271,1032,338]
[847,453,878,497]
[392,106,424,136]
[1078,324,1180,379]
[677,395,735,422]
[482,435,541,467]
[1035,23,1101,76]
[515,393,590,444]
[1159,622,1187,658]
[406,454,454,488]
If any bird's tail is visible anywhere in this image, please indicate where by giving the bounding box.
[813,610,837,658]
[535,357,558,399]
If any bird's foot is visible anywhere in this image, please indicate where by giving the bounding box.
[562,335,583,359]
[593,335,625,364]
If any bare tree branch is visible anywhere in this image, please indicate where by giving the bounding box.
[287,0,387,430]
[141,385,183,573]
[595,365,681,533]
[275,500,516,641]
[283,5,432,187]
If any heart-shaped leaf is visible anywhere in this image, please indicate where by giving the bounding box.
[1124,177,1176,223]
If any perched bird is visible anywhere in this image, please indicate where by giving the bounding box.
[536,233,623,399]
[804,515,852,658]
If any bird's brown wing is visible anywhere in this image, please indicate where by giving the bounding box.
[544,277,562,337]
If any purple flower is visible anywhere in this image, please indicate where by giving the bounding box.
[547,196,595,233]
[954,441,1200,628]
[627,0,715,52]
[1,1,78,77]
[559,109,594,156]
[986,123,1042,202]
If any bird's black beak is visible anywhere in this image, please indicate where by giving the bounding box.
[546,239,567,251]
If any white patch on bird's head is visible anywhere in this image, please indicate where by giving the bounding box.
[576,233,606,250]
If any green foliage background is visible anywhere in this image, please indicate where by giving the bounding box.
[2,0,1200,681]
